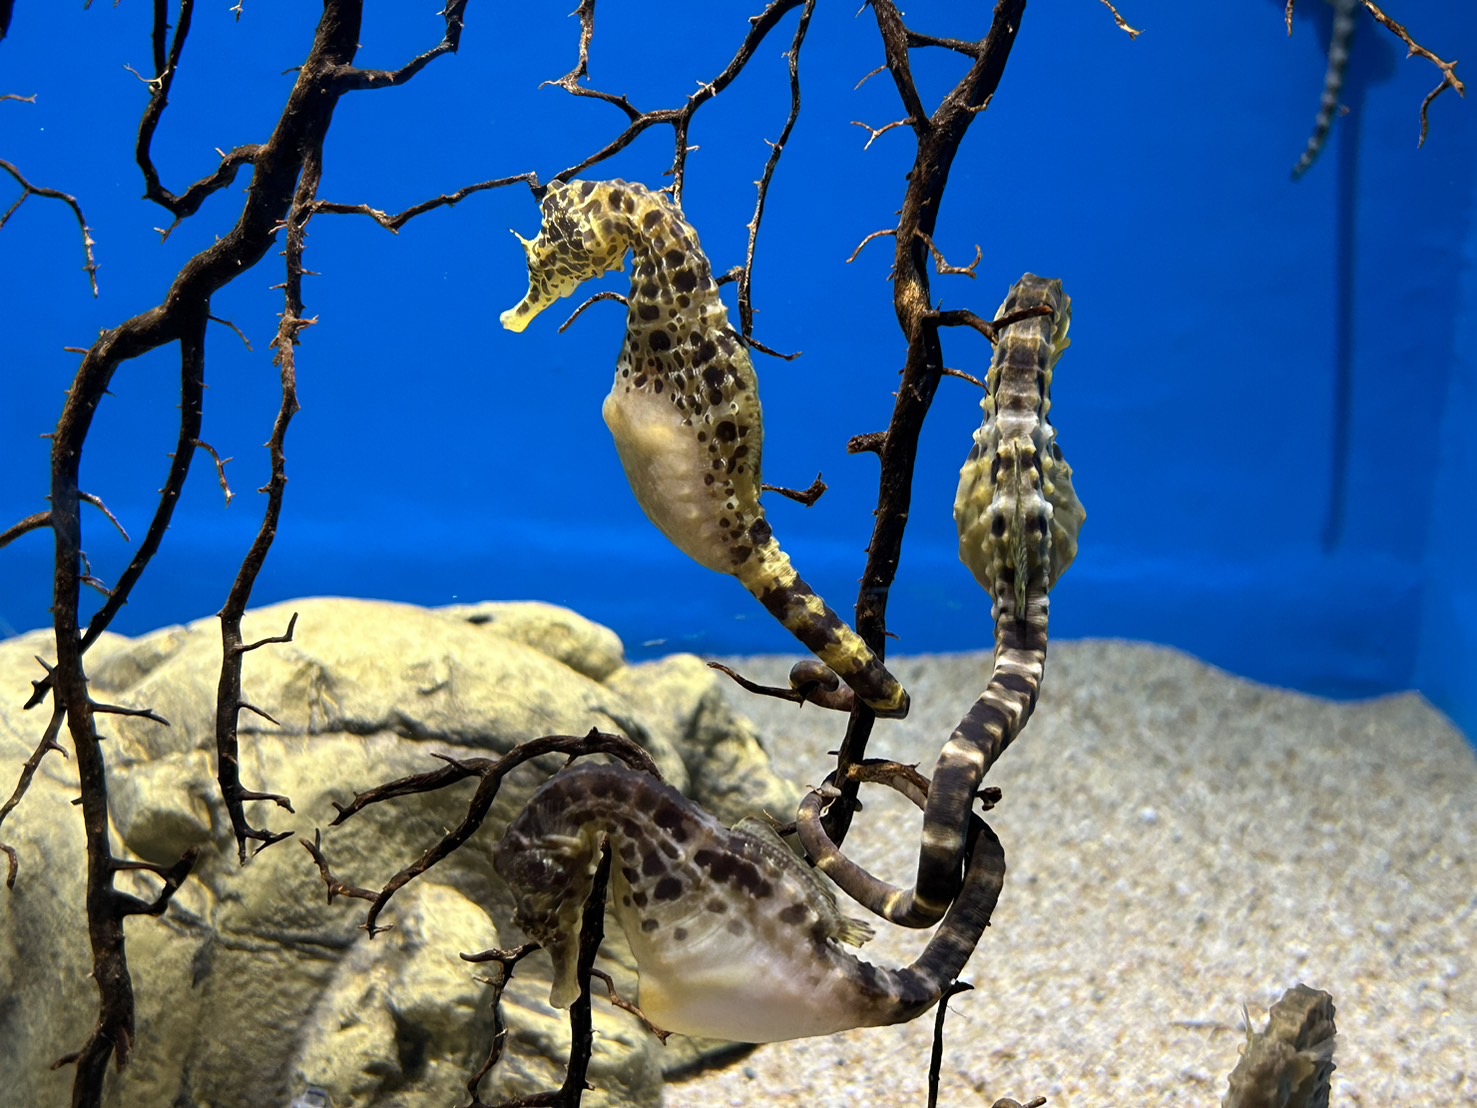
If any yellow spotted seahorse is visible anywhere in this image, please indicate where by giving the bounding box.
[501,179,908,718]
[797,274,1085,926]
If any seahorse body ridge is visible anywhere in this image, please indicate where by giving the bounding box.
[501,179,907,718]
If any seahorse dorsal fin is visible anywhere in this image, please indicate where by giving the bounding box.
[731,816,875,946]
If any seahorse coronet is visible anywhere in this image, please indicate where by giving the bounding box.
[500,178,907,718]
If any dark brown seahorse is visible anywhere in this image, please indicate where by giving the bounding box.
[493,761,1004,1043]
[797,275,1085,926]
[500,179,908,719]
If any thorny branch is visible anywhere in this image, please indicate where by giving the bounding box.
[0,158,100,295]
[3,2,1463,1106]
[823,0,1030,851]
[18,3,473,1102]
[315,731,658,935]
[545,0,810,205]
[1284,0,1465,145]
[310,731,659,1105]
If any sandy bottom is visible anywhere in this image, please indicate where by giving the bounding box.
[665,641,1476,1107]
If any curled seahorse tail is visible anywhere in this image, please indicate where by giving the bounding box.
[736,529,909,719]
[795,589,1047,928]
[798,274,1080,928]
[871,815,1006,1024]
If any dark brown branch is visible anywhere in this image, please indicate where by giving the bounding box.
[743,333,802,360]
[542,0,643,122]
[905,30,984,58]
[762,472,827,506]
[707,659,858,714]
[928,981,974,1108]
[335,0,468,91]
[133,0,265,233]
[559,290,628,333]
[0,703,66,888]
[192,439,235,505]
[587,969,671,1043]
[24,323,208,712]
[827,0,1029,848]
[323,731,658,937]
[308,172,539,232]
[302,830,381,905]
[0,157,100,295]
[0,511,51,550]
[737,0,815,338]
[42,9,471,1097]
[553,0,808,200]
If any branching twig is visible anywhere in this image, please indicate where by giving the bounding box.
[1359,0,1465,146]
[321,731,658,936]
[39,7,472,1099]
[738,0,815,338]
[826,0,1030,849]
[0,158,100,295]
[308,172,540,233]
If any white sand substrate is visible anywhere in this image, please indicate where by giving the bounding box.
[668,641,1476,1107]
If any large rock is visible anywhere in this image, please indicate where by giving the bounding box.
[0,598,794,1107]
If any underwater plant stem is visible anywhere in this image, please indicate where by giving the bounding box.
[827,0,1028,846]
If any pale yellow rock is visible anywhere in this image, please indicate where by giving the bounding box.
[438,600,627,682]
[0,596,794,1107]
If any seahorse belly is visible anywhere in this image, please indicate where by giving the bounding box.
[496,764,1004,1043]
[602,383,737,574]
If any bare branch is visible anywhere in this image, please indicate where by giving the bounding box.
[308,172,539,233]
[847,227,897,266]
[738,0,816,337]
[334,1,469,92]
[559,290,629,333]
[1360,1,1465,146]
[762,472,827,506]
[0,158,100,295]
[852,116,914,150]
[917,231,981,277]
[0,704,67,888]
[1096,0,1142,40]
[0,511,50,550]
[192,439,236,505]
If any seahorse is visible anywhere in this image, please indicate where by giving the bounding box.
[492,761,1004,1042]
[797,274,1085,926]
[1223,984,1338,1108]
[1291,0,1359,180]
[500,179,908,719]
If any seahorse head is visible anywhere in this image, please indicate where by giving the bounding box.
[499,180,645,333]
[492,815,606,1008]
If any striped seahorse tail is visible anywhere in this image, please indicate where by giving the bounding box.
[735,524,909,719]
[849,813,1007,1028]
[795,587,1047,928]
[1292,0,1358,179]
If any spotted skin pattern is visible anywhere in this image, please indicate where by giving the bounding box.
[501,179,907,719]
[493,762,1004,1043]
[797,275,1085,927]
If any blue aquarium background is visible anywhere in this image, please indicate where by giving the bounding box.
[2,2,1473,740]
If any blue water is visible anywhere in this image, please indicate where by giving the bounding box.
[2,3,1472,740]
